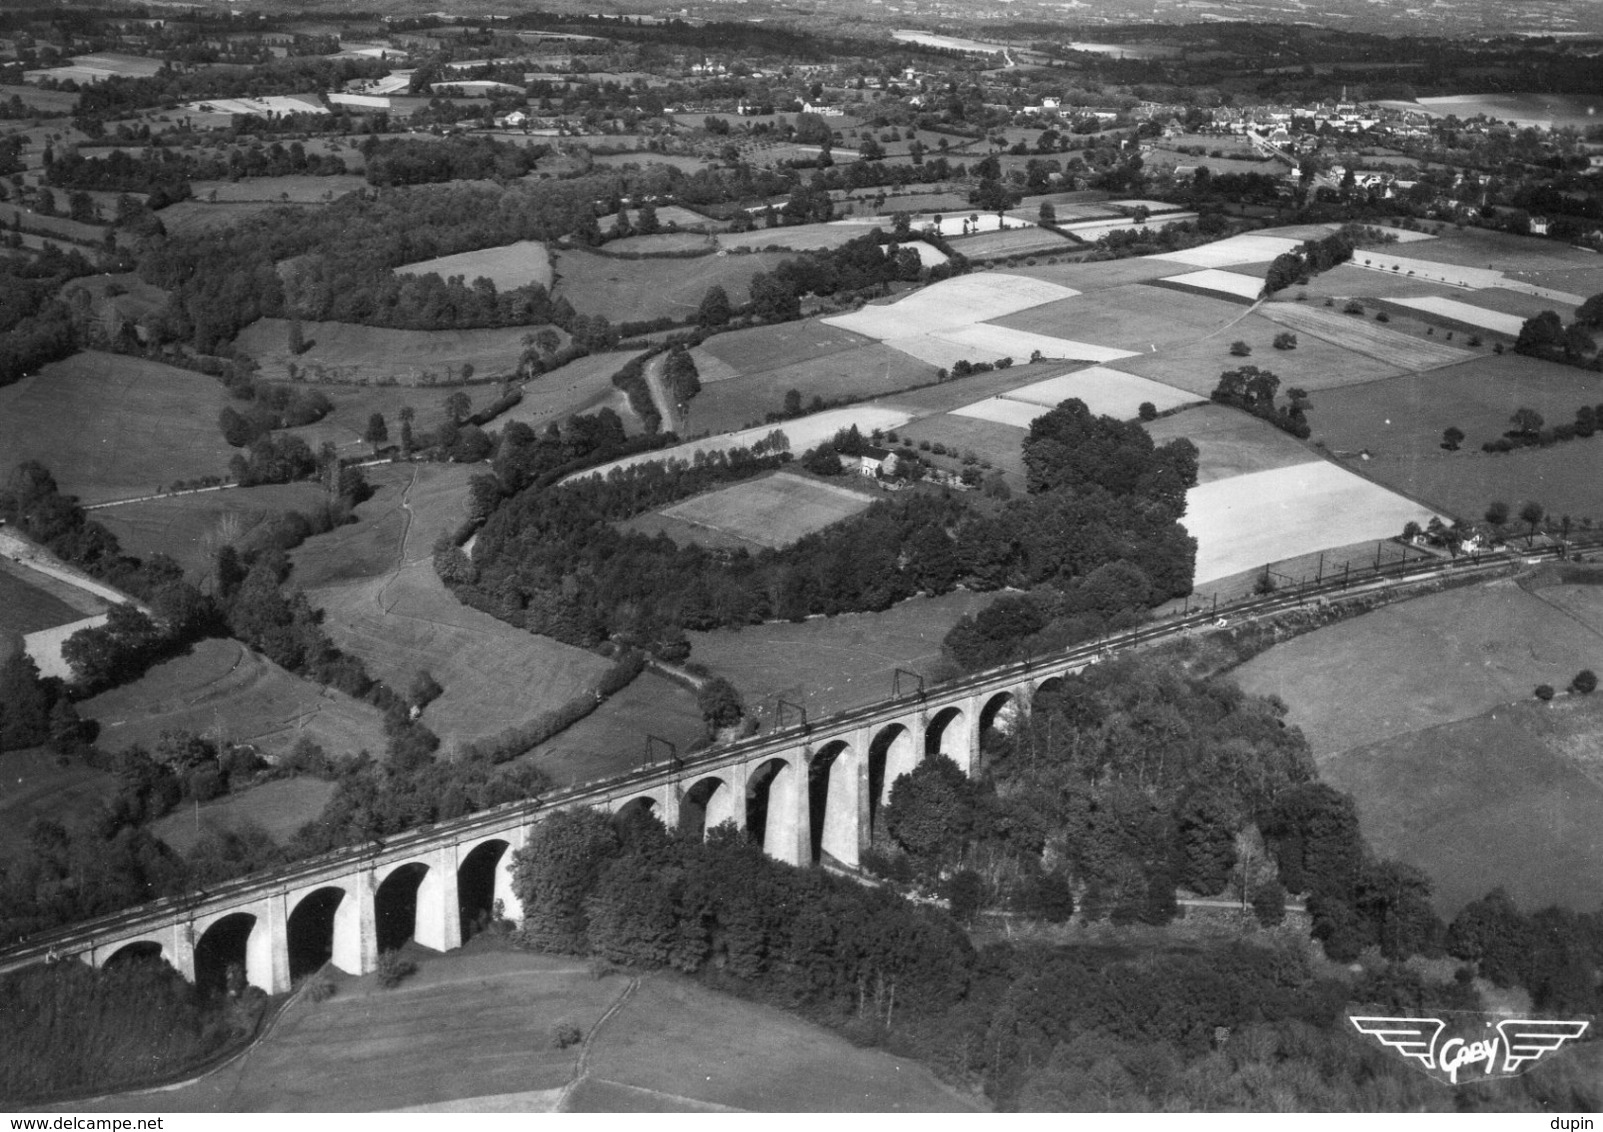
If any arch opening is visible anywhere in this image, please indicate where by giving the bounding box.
[613,796,658,832]
[925,705,966,763]
[458,840,510,942]
[679,776,733,840]
[104,940,164,970]
[978,691,1022,765]
[194,912,256,996]
[375,862,429,953]
[867,724,916,842]
[746,758,797,862]
[807,741,855,867]
[1032,676,1066,713]
[287,887,345,981]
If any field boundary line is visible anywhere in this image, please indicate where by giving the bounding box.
[557,975,640,1110]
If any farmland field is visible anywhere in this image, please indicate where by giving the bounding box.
[718,223,874,254]
[1233,578,1603,912]
[0,351,238,504]
[945,226,1075,260]
[823,273,1080,339]
[599,204,715,232]
[95,483,331,580]
[601,232,715,255]
[304,464,612,751]
[1112,310,1405,395]
[680,343,937,436]
[158,200,286,235]
[688,590,999,721]
[0,561,97,637]
[1156,268,1265,302]
[149,776,338,854]
[72,950,973,1113]
[1144,403,1319,484]
[882,323,1138,370]
[656,472,875,549]
[81,638,390,761]
[991,366,1196,420]
[951,397,1051,429]
[1310,352,1603,462]
[0,83,78,112]
[0,748,119,864]
[697,320,871,377]
[1183,460,1437,586]
[1010,256,1197,292]
[235,319,544,385]
[395,239,553,290]
[1381,295,1525,336]
[498,350,645,432]
[1149,233,1302,268]
[552,249,792,324]
[520,671,705,789]
[1257,302,1471,370]
[989,284,1244,354]
[573,406,915,482]
[892,413,1030,489]
[1353,443,1603,525]
[189,175,367,204]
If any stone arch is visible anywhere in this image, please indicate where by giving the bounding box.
[612,795,658,831]
[807,740,857,868]
[287,885,358,980]
[193,911,259,995]
[1032,675,1066,710]
[457,838,515,940]
[745,757,799,864]
[867,723,917,841]
[978,690,1023,762]
[374,861,431,953]
[679,775,735,840]
[103,939,165,969]
[925,704,967,765]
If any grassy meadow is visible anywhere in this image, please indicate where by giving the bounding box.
[552,249,792,325]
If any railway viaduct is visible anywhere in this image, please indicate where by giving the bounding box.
[0,547,1537,997]
[0,640,1103,997]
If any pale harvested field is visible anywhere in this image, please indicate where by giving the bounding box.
[395,239,553,290]
[0,351,238,504]
[989,284,1243,353]
[82,638,390,761]
[1258,302,1471,371]
[949,397,1049,429]
[235,319,545,385]
[1382,295,1525,336]
[822,273,1079,339]
[1158,268,1265,301]
[885,324,1138,369]
[996,365,1197,419]
[659,472,874,549]
[1007,256,1194,292]
[1184,460,1438,586]
[1143,403,1316,484]
[307,465,611,750]
[1148,233,1301,268]
[570,407,915,482]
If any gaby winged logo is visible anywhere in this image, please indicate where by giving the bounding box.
[1349,1015,1591,1085]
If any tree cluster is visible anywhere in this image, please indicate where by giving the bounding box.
[1262,228,1358,295]
[1210,366,1311,439]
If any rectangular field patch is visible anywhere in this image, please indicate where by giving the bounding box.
[1185,460,1438,586]
[658,473,874,549]
[952,397,1051,429]
[395,239,553,290]
[1158,268,1265,301]
[1381,295,1526,336]
[1149,234,1302,268]
[999,366,1196,419]
[822,273,1080,339]
[1258,302,1470,371]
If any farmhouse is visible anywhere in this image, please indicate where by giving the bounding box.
[857,446,897,478]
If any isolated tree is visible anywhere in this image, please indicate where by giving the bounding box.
[1571,669,1597,695]
[697,677,744,731]
[1576,292,1603,329]
[1038,201,1057,226]
[1441,426,1464,451]
[696,284,732,328]
[1402,520,1422,541]
[1485,500,1510,528]
[1519,500,1545,545]
[363,412,388,456]
[1272,331,1298,350]
[1510,407,1544,437]
[1137,401,1157,422]
[443,391,471,426]
[1229,340,1251,357]
[1535,683,1556,701]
